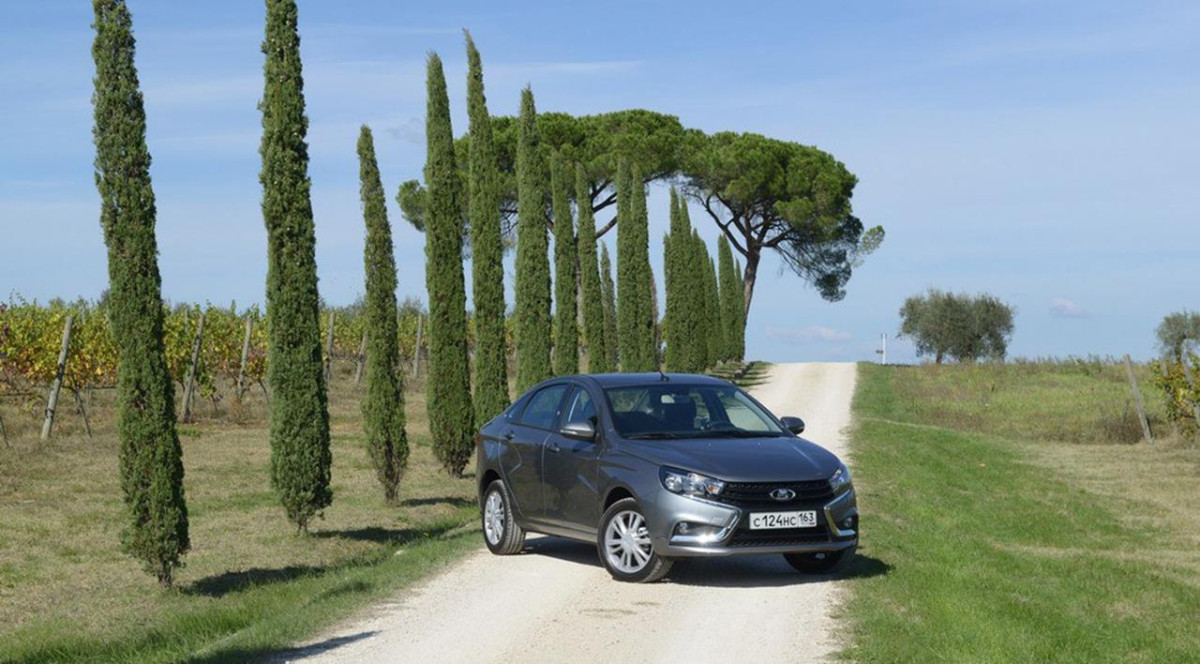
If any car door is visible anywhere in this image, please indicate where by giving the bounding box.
[500,383,569,522]
[541,385,603,533]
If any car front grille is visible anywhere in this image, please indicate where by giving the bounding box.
[718,479,834,508]
[726,528,830,548]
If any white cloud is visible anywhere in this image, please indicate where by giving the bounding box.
[1049,298,1090,319]
[765,325,853,345]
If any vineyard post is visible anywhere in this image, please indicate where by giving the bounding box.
[0,413,7,447]
[1179,343,1200,429]
[71,387,93,439]
[411,314,423,377]
[236,317,253,400]
[1123,354,1154,444]
[354,331,366,386]
[40,315,74,440]
[324,311,335,382]
[181,311,206,424]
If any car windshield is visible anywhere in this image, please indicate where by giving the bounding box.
[603,384,786,439]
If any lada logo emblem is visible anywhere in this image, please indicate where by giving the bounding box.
[770,488,796,501]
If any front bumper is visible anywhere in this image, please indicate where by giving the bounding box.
[646,486,858,558]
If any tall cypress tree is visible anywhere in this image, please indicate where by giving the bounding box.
[600,242,619,370]
[358,125,407,504]
[514,87,552,392]
[717,235,739,363]
[575,163,609,373]
[260,0,331,531]
[550,151,578,375]
[706,254,724,368]
[424,53,475,476]
[464,31,509,423]
[733,258,747,360]
[664,189,690,372]
[689,229,712,371]
[617,162,656,371]
[91,0,188,586]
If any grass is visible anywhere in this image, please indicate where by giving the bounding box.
[842,362,1200,662]
[0,366,481,663]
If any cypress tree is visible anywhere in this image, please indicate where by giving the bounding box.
[717,235,739,362]
[514,87,552,392]
[357,125,407,504]
[575,163,609,373]
[617,162,656,371]
[91,0,188,586]
[733,259,747,360]
[260,0,331,531]
[550,151,578,375]
[464,31,509,423]
[600,242,619,370]
[706,254,724,368]
[423,53,475,476]
[689,230,712,371]
[664,189,690,372]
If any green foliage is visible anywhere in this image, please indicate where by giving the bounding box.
[396,109,688,236]
[514,87,552,392]
[1153,354,1199,437]
[260,0,332,531]
[683,131,883,312]
[90,0,188,586]
[1155,310,1200,360]
[422,54,475,477]
[599,243,619,371]
[575,163,610,373]
[464,32,509,423]
[704,255,723,368]
[616,161,657,371]
[717,236,741,362]
[899,289,1015,363]
[732,258,746,360]
[357,126,407,505]
[663,188,698,372]
[550,151,578,375]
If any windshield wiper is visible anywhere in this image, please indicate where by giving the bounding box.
[693,430,786,439]
[626,432,684,439]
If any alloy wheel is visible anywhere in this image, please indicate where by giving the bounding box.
[483,490,505,545]
[604,510,653,574]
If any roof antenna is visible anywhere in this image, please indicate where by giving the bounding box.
[658,367,669,382]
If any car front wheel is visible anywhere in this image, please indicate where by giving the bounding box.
[783,546,854,574]
[598,498,673,583]
[482,479,525,555]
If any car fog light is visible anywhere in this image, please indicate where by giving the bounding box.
[843,518,853,528]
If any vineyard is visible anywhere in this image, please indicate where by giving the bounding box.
[0,296,441,435]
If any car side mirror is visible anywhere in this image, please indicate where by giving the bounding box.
[560,419,596,441]
[780,416,805,435]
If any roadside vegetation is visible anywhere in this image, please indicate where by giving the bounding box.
[0,372,479,663]
[843,361,1200,662]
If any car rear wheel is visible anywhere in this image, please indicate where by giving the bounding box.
[783,546,854,574]
[482,479,525,555]
[598,498,673,583]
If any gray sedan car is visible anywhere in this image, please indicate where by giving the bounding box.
[475,373,858,582]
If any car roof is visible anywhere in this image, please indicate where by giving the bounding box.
[564,373,732,389]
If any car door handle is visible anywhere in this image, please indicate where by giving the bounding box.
[503,431,515,441]
[547,442,561,453]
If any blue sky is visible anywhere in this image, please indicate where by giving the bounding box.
[2,1,1197,363]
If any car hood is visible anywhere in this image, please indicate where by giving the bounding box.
[619,435,842,483]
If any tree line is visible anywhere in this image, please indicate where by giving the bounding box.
[82,0,876,586]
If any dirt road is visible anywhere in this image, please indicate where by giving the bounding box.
[290,362,859,664]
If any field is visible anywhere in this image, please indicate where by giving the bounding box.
[0,367,480,663]
[843,362,1200,662]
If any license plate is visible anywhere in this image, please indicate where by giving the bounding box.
[748,510,818,530]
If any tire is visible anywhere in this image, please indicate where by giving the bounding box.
[783,545,855,574]
[597,498,673,583]
[481,479,525,555]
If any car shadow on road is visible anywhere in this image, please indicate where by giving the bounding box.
[520,535,891,588]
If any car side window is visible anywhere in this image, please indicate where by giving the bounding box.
[518,384,569,430]
[564,388,597,425]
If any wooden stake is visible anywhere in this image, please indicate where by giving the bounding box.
[236,317,253,400]
[0,412,8,447]
[71,387,93,440]
[354,331,367,387]
[41,315,74,440]
[411,314,423,377]
[1123,354,1154,444]
[324,311,336,382]
[181,311,206,424]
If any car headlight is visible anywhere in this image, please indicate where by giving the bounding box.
[829,465,853,495]
[660,467,725,498]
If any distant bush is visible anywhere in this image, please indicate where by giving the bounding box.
[899,289,1015,363]
[1156,311,1200,360]
[1153,353,1199,438]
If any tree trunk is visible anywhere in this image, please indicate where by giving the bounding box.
[741,251,760,320]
